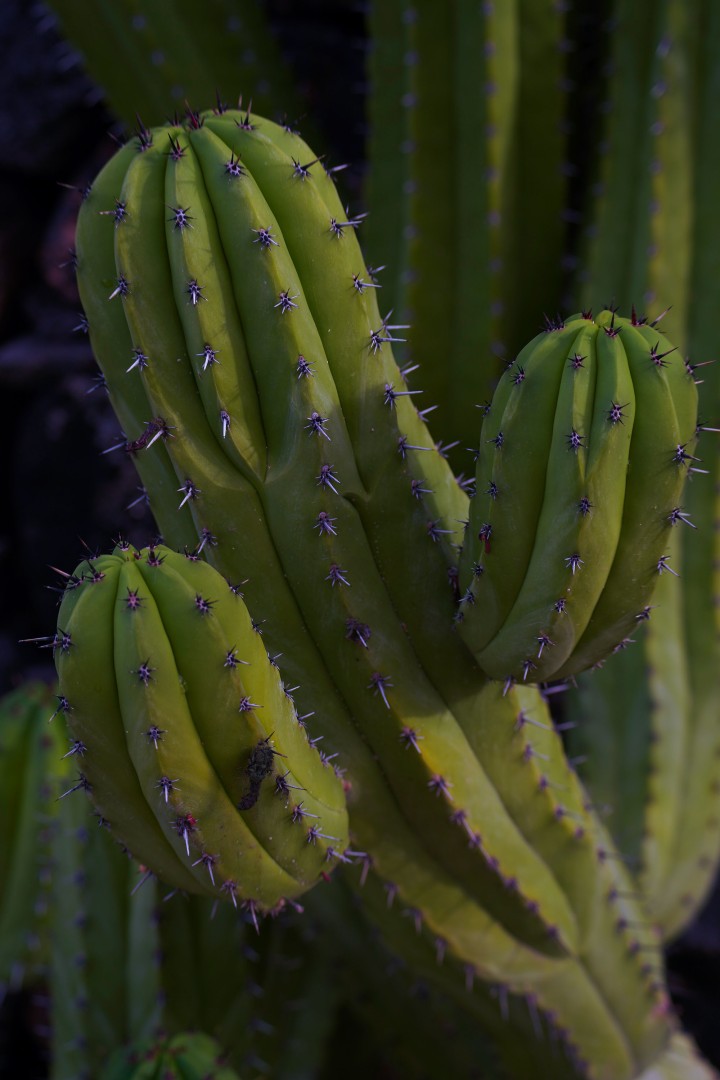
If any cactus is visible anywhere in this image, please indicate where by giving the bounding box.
[458,310,698,685]
[364,1,569,463]
[0,682,66,1001]
[47,760,344,1079]
[54,543,349,913]
[100,1033,241,1080]
[561,0,720,944]
[60,106,698,1078]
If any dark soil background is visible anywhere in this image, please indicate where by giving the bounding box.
[1,0,718,1074]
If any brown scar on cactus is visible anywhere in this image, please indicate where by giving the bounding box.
[237,736,285,811]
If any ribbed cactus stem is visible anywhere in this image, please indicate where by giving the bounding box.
[55,545,349,911]
[458,310,697,684]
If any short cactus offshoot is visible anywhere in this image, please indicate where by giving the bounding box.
[54,544,350,914]
[458,309,698,685]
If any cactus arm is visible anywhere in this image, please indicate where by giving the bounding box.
[554,317,697,676]
[205,118,489,706]
[0,691,35,892]
[475,324,636,680]
[50,793,139,1080]
[397,1,519,457]
[125,865,164,1044]
[567,0,714,943]
[644,2,694,331]
[458,312,696,683]
[453,0,514,399]
[403,1,457,427]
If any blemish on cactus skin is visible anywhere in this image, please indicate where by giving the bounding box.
[237,737,280,811]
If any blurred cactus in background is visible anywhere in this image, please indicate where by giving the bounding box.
[1,1,719,1077]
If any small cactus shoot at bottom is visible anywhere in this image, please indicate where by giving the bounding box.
[54,544,350,913]
[100,1032,241,1080]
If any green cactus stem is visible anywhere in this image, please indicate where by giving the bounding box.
[0,682,65,1000]
[54,544,350,912]
[363,0,568,466]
